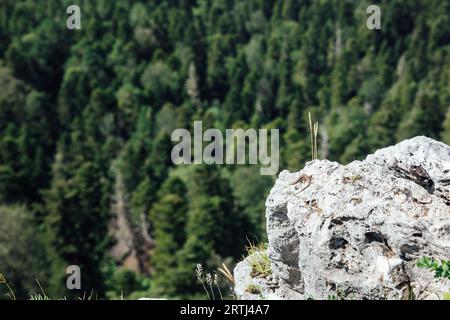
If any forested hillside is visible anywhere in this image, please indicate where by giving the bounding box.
[0,0,449,299]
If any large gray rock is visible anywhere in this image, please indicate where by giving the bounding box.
[234,136,450,300]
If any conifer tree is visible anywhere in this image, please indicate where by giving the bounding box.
[149,177,188,295]
[367,98,402,151]
[441,107,450,145]
[44,149,111,297]
[176,165,249,294]
[396,85,442,141]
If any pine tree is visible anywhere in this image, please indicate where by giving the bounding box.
[185,62,200,106]
[367,98,402,152]
[149,177,188,295]
[283,103,312,170]
[176,165,249,295]
[396,85,442,141]
[44,150,111,297]
[441,107,450,145]
[0,205,50,299]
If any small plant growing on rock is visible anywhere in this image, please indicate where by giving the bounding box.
[417,257,450,300]
[245,283,262,295]
[326,289,354,300]
[245,243,272,278]
[417,257,450,280]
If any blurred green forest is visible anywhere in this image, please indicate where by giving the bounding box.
[0,0,449,299]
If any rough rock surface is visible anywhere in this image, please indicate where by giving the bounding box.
[234,136,450,300]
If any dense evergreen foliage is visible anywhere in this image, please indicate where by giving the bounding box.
[0,0,449,299]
